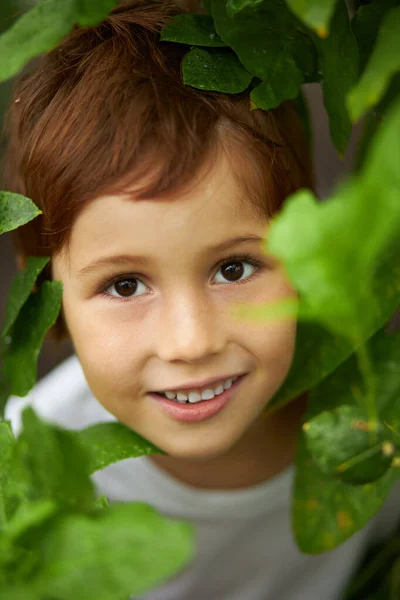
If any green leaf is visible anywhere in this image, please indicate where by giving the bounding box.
[313,0,359,154]
[0,0,77,84]
[3,281,63,397]
[348,6,400,122]
[11,407,95,512]
[288,31,320,83]
[73,421,164,475]
[293,326,400,552]
[75,0,119,26]
[0,192,41,235]
[4,499,57,542]
[265,91,400,413]
[250,56,303,109]
[160,13,227,46]
[6,503,194,600]
[303,405,395,485]
[293,426,399,553]
[266,238,400,416]
[284,0,337,37]
[210,0,304,104]
[182,47,253,93]
[351,0,399,74]
[265,95,400,343]
[2,256,50,339]
[265,183,385,340]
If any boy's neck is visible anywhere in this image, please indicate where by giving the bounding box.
[149,393,308,490]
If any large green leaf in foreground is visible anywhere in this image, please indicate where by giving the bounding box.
[261,96,400,413]
[0,192,41,235]
[15,407,95,512]
[293,327,400,553]
[2,502,194,600]
[0,409,194,600]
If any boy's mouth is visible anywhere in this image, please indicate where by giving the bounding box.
[148,375,246,423]
[155,375,241,404]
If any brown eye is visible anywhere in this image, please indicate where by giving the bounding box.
[114,279,138,297]
[220,262,245,282]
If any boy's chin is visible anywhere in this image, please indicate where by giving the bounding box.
[152,436,239,463]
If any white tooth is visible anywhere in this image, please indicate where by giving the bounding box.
[165,391,177,400]
[214,384,224,395]
[223,378,233,390]
[201,389,215,400]
[188,392,202,403]
[177,392,188,402]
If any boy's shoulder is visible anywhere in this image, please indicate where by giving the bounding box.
[4,354,114,436]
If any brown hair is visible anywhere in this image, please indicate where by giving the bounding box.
[2,0,314,339]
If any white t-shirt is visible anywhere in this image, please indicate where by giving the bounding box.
[5,355,400,600]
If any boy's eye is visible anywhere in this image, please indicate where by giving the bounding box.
[214,259,260,283]
[106,278,148,299]
[102,256,264,301]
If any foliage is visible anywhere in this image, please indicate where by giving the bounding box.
[0,0,399,598]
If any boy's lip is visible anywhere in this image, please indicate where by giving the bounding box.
[149,375,246,423]
[152,372,246,393]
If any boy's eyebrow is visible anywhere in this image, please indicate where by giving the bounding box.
[76,234,264,278]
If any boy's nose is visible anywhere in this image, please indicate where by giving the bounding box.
[155,292,225,364]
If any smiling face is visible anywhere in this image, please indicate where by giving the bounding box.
[52,153,298,461]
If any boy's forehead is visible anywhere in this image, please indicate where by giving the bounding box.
[74,152,266,236]
[58,155,269,274]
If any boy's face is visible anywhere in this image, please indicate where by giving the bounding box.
[52,153,298,460]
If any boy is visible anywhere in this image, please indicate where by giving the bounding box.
[4,1,399,598]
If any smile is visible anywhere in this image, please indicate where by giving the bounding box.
[149,375,246,423]
[159,376,240,404]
